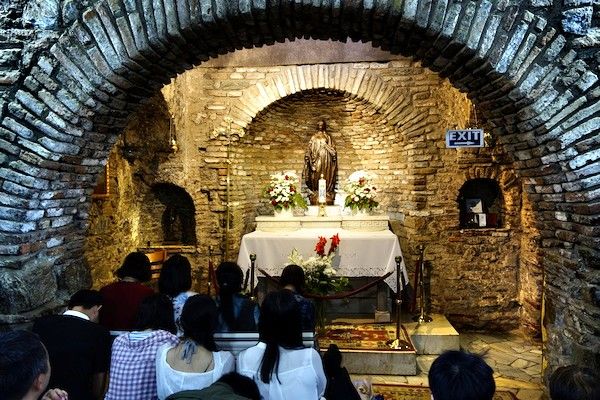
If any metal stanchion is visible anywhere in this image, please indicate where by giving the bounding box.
[413,245,432,323]
[249,253,256,301]
[387,256,411,350]
[207,245,214,296]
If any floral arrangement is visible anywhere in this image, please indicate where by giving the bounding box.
[344,170,379,211]
[288,234,349,296]
[266,171,308,210]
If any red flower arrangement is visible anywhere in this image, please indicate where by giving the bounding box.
[289,233,348,297]
[315,234,341,257]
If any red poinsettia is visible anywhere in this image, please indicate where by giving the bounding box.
[328,234,340,255]
[315,236,327,257]
[314,234,341,257]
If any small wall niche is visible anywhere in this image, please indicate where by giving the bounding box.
[152,183,197,245]
[457,178,503,229]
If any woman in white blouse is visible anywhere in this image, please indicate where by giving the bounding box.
[156,295,235,399]
[237,290,327,400]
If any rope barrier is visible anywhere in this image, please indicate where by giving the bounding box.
[257,268,393,300]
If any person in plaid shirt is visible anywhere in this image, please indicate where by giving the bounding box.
[105,294,178,400]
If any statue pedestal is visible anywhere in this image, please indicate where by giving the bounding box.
[255,209,389,232]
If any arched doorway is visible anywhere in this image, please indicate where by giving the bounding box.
[1,1,598,372]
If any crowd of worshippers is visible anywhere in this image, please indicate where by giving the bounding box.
[1,252,598,400]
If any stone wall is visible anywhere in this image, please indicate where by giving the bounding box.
[83,60,539,332]
[0,0,598,372]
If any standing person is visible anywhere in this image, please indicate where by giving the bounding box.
[159,254,198,336]
[104,294,178,400]
[303,119,338,205]
[0,330,68,400]
[214,262,259,332]
[156,295,235,399]
[280,264,315,332]
[32,290,111,400]
[428,350,495,400]
[236,290,326,400]
[100,251,154,331]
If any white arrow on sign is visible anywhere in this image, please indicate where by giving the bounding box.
[445,129,484,148]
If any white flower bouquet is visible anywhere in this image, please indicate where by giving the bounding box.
[344,170,379,211]
[266,171,307,210]
[288,234,349,296]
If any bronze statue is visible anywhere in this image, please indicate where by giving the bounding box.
[303,120,338,205]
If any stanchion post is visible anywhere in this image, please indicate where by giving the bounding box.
[413,245,433,324]
[395,256,402,340]
[249,253,256,301]
[207,245,213,296]
[387,256,411,350]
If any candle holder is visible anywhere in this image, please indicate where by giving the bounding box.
[318,202,326,217]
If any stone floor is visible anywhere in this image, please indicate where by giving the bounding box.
[352,330,545,400]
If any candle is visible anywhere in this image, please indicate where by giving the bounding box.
[318,174,326,203]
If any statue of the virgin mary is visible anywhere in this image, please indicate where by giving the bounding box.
[303,120,338,205]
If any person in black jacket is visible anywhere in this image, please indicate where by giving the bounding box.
[214,262,259,332]
[280,264,316,332]
[322,344,361,400]
[33,290,111,400]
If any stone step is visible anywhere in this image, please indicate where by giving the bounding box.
[334,346,417,376]
[403,313,460,355]
[319,314,460,375]
[318,321,417,375]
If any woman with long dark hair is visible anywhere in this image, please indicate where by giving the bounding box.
[159,254,197,336]
[280,264,315,332]
[214,262,259,332]
[156,295,235,399]
[236,290,326,400]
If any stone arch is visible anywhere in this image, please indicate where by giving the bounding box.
[215,65,413,133]
[464,165,520,193]
[225,86,407,214]
[0,0,598,370]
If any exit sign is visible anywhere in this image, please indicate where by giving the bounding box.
[446,129,485,148]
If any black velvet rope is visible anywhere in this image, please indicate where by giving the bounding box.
[257,268,394,300]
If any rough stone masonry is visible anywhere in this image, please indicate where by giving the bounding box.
[0,0,598,373]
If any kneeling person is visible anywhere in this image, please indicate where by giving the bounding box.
[0,330,68,400]
[33,290,111,400]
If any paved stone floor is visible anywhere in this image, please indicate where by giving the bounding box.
[353,330,545,400]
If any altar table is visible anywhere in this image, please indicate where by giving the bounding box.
[237,227,408,292]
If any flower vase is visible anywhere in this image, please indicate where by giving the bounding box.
[274,207,294,218]
[351,208,370,217]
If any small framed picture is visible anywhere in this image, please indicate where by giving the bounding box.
[477,213,487,227]
[465,198,483,213]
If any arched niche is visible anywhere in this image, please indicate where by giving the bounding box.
[143,183,197,246]
[457,178,504,229]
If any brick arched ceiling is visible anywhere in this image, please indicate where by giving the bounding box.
[214,65,414,133]
[0,0,598,371]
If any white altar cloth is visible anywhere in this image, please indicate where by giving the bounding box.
[237,228,408,292]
